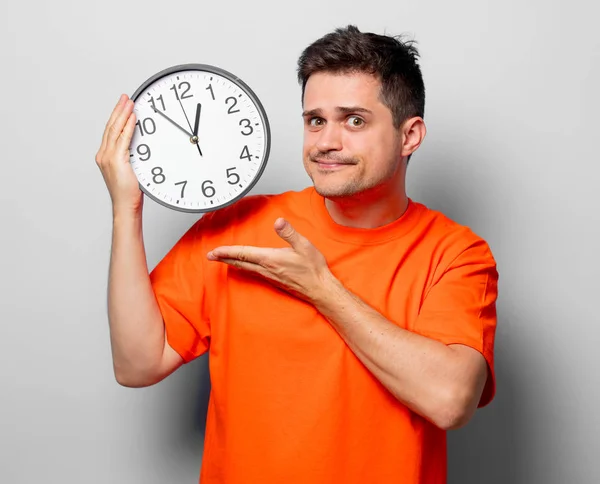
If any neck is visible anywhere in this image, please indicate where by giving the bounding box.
[324,185,409,229]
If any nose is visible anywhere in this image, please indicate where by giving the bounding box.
[315,124,343,152]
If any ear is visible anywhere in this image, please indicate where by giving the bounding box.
[400,117,426,158]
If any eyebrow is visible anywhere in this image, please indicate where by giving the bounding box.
[301,106,373,117]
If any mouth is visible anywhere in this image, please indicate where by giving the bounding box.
[313,159,354,169]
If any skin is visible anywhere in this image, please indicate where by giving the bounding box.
[207,72,489,430]
[96,96,179,388]
[301,72,411,228]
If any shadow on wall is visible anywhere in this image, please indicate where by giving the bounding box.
[159,354,211,463]
[187,355,211,441]
[448,330,521,484]
[415,150,525,484]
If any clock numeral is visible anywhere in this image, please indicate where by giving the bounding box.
[239,145,252,161]
[225,96,240,114]
[148,95,165,111]
[174,180,187,198]
[151,167,165,184]
[206,84,215,101]
[239,119,253,136]
[136,118,156,136]
[137,144,151,161]
[226,167,240,185]
[170,81,193,101]
[202,180,216,198]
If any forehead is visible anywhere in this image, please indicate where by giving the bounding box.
[303,71,384,110]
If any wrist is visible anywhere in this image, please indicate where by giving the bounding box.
[113,206,143,226]
[112,198,144,222]
[310,269,344,309]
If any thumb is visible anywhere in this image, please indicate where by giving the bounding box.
[274,218,304,250]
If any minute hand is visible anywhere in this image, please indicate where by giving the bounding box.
[151,107,194,138]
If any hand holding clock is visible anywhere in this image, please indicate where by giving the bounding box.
[95,94,143,215]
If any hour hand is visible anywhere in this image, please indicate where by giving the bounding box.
[193,103,201,137]
[191,103,203,157]
[150,106,194,138]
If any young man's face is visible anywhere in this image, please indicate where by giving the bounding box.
[302,71,405,199]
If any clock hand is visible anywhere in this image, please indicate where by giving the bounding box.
[150,106,194,138]
[192,103,204,157]
[177,97,203,157]
[193,103,201,137]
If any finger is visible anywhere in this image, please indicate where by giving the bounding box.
[217,258,263,273]
[116,111,137,153]
[274,218,306,251]
[216,257,276,281]
[207,246,268,264]
[99,94,128,156]
[107,98,135,148]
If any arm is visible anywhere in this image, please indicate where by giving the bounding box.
[96,94,183,387]
[208,218,496,429]
[312,275,489,430]
[107,211,184,387]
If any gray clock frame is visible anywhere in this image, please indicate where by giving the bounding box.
[129,63,271,214]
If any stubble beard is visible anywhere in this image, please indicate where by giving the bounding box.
[311,171,366,199]
[306,150,366,199]
[308,158,400,201]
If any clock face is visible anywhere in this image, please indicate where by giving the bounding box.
[129,64,270,213]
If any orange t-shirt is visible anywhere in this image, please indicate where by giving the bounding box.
[149,186,498,484]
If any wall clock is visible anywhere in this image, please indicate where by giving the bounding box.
[129,63,271,213]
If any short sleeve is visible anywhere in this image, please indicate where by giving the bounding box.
[149,219,210,363]
[414,239,499,407]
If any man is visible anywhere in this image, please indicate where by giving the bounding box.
[96,25,498,484]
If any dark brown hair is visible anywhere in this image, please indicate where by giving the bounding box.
[297,25,425,129]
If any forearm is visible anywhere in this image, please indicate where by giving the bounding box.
[312,274,473,430]
[107,211,166,385]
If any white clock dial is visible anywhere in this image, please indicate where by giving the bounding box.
[128,64,270,213]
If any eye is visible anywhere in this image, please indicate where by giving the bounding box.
[347,116,365,127]
[308,117,324,127]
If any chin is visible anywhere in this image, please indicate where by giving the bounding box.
[307,165,367,198]
[312,181,363,199]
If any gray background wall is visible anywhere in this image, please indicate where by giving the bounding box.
[1,0,598,482]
